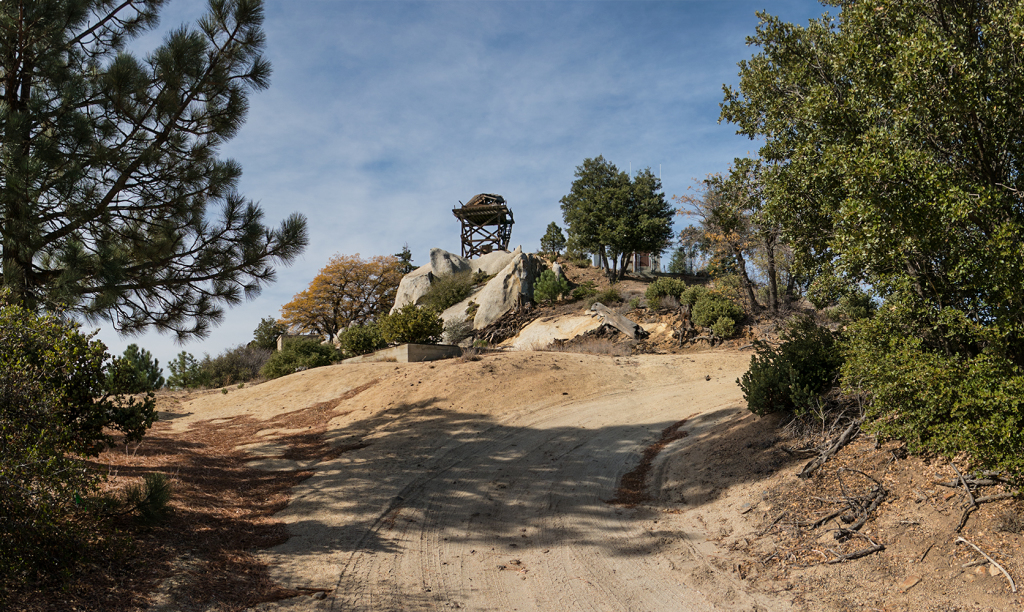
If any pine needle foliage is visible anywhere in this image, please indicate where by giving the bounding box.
[0,0,307,338]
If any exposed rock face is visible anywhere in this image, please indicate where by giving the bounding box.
[390,247,540,334]
[429,248,472,277]
[551,262,563,280]
[470,248,516,276]
[472,252,539,329]
[389,264,434,314]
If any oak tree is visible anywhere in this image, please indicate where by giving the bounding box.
[279,254,404,342]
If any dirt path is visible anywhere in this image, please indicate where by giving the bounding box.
[161,350,791,611]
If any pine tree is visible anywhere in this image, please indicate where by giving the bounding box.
[539,222,566,257]
[0,0,307,340]
[118,343,165,392]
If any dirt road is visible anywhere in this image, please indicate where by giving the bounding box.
[165,350,784,612]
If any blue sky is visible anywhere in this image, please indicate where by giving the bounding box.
[95,0,828,371]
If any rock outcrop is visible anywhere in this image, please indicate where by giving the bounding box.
[470,248,517,276]
[429,248,472,277]
[472,251,539,329]
[389,264,434,314]
[390,246,541,333]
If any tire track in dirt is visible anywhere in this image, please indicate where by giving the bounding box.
[244,351,774,612]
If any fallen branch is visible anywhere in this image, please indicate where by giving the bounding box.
[827,534,885,564]
[956,537,1016,593]
[758,511,788,536]
[798,418,862,479]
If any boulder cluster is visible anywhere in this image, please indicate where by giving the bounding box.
[390,247,543,332]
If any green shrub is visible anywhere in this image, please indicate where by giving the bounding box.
[738,317,844,416]
[691,293,744,328]
[594,287,621,304]
[680,285,710,308]
[533,269,571,303]
[167,351,206,389]
[337,324,386,356]
[711,316,737,339]
[123,473,172,526]
[0,299,156,591]
[645,277,687,302]
[843,308,1024,477]
[260,338,339,379]
[570,281,597,301]
[114,344,164,392]
[421,271,474,311]
[378,304,444,345]
[443,318,473,345]
[628,296,643,311]
[200,344,272,387]
[827,291,876,322]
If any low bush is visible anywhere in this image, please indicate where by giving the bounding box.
[711,316,737,339]
[691,293,744,328]
[533,269,571,303]
[200,344,272,387]
[0,299,156,593]
[738,316,843,416]
[680,285,710,308]
[337,324,386,356]
[260,338,339,379]
[378,304,444,345]
[843,308,1024,478]
[645,277,687,303]
[122,473,172,526]
[589,288,618,307]
[570,281,597,301]
[442,318,473,345]
[420,271,474,311]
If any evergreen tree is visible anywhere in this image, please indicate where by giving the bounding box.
[560,157,674,279]
[539,222,567,257]
[0,0,307,340]
[167,351,204,389]
[118,343,165,393]
[395,244,415,275]
[252,316,287,351]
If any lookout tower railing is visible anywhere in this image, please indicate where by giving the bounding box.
[452,193,514,258]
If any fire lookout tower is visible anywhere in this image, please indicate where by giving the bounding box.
[452,193,515,258]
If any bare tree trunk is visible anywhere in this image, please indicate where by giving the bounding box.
[733,247,761,312]
[764,234,779,313]
[617,252,630,281]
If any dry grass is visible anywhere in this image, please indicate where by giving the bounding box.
[4,382,378,612]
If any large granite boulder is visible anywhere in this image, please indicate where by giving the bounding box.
[389,264,434,314]
[429,248,472,277]
[470,248,517,276]
[472,252,540,329]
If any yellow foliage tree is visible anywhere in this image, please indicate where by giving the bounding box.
[280,254,404,341]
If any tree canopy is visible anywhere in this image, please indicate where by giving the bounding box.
[560,156,674,279]
[0,0,307,340]
[723,1,1024,476]
[721,0,1024,346]
[279,254,404,342]
[539,222,566,257]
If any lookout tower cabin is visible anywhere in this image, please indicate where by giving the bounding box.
[452,193,515,258]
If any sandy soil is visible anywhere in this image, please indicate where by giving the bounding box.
[152,345,1023,612]
[156,348,793,611]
